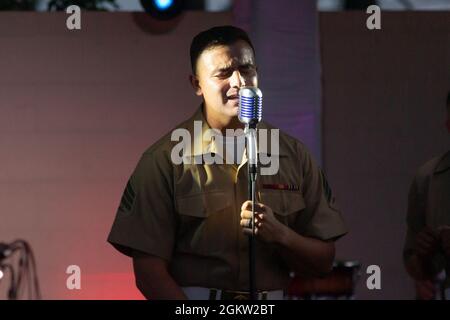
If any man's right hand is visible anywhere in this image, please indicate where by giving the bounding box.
[415,227,440,258]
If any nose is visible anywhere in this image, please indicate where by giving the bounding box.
[230,70,245,88]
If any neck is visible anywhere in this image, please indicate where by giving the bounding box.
[203,105,244,135]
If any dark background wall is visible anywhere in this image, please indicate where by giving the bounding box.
[321,12,450,299]
[0,11,448,299]
[0,11,233,299]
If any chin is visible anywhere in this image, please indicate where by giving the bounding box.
[228,106,239,117]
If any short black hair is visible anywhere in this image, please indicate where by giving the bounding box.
[190,25,255,75]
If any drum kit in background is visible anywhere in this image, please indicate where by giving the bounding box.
[286,260,362,300]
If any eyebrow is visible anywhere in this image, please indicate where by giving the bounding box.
[214,62,256,74]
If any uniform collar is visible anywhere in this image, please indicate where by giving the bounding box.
[185,104,220,157]
[256,121,288,157]
[184,104,287,158]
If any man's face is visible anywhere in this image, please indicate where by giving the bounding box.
[192,40,258,121]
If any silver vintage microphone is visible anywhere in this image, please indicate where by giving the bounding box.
[238,86,263,127]
[238,86,263,174]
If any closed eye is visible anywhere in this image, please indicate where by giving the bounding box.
[214,64,256,79]
[216,69,233,78]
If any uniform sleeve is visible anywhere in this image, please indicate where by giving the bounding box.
[403,172,446,274]
[107,150,176,261]
[403,176,424,263]
[294,143,348,241]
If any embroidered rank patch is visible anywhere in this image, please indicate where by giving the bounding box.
[119,179,136,212]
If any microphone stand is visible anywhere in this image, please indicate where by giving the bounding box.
[238,85,263,300]
[246,125,258,300]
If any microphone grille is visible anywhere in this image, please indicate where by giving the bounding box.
[238,87,263,125]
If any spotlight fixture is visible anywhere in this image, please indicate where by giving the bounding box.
[140,0,184,20]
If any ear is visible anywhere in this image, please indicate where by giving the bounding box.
[189,74,202,96]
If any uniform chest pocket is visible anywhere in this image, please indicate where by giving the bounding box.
[175,190,234,255]
[175,190,233,218]
[259,190,306,226]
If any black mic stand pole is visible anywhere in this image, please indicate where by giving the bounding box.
[246,125,258,300]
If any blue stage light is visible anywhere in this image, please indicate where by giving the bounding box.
[140,0,184,20]
[154,0,174,11]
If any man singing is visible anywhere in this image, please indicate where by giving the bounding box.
[107,25,347,300]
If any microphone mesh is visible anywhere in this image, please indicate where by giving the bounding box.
[238,87,263,125]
